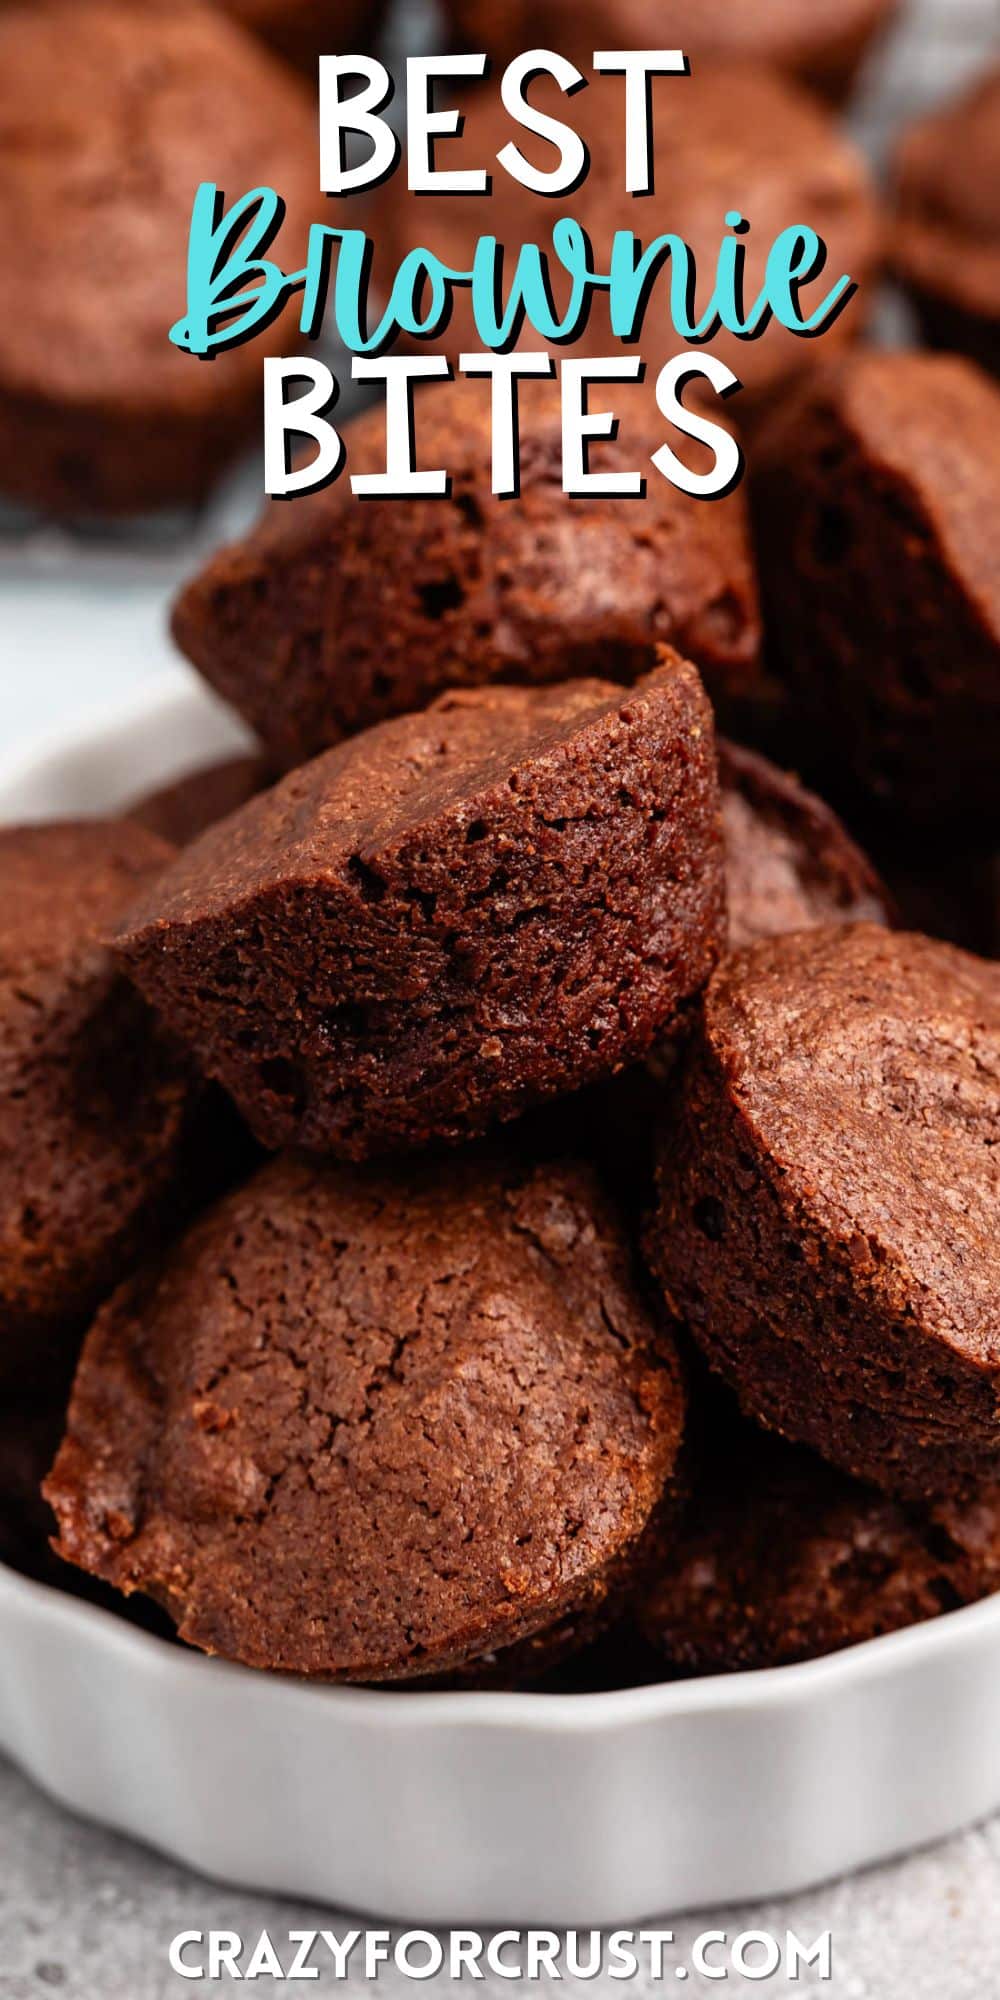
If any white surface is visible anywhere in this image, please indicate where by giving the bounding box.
[3,682,1000,1927]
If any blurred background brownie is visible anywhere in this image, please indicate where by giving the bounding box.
[372,63,880,422]
[638,1392,1000,1674]
[719,739,892,947]
[0,821,199,1392]
[0,0,321,515]
[371,64,880,416]
[752,350,1000,824]
[444,0,899,104]
[114,662,725,1158]
[172,374,761,767]
[222,0,386,73]
[45,1151,686,1682]
[645,925,1000,1501]
[893,64,1000,378]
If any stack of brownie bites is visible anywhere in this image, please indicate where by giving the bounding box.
[2,0,999,1688]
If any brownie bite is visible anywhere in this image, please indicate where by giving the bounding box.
[445,0,898,104]
[371,65,878,413]
[45,1152,685,1682]
[752,351,1000,823]
[115,661,726,1159]
[638,1396,1000,1674]
[0,0,320,515]
[0,1401,176,1643]
[0,822,198,1390]
[172,375,760,768]
[893,66,1000,378]
[645,925,1000,1500]
[560,748,892,1204]
[719,739,892,948]
[129,756,272,849]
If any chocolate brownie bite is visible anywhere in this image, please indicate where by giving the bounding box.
[752,351,1000,823]
[405,1594,630,1691]
[645,925,1000,1501]
[371,65,878,414]
[115,661,726,1159]
[0,821,198,1390]
[0,0,320,515]
[446,0,897,104]
[0,1400,176,1641]
[172,375,760,767]
[638,1397,1000,1674]
[719,740,892,948]
[129,756,272,849]
[539,752,892,1206]
[45,1152,686,1682]
[893,66,1000,378]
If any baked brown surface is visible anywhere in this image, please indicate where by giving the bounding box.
[719,739,892,948]
[0,821,198,1392]
[752,351,1000,822]
[172,374,761,767]
[115,661,726,1159]
[645,925,1000,1500]
[445,0,898,103]
[0,1400,176,1640]
[129,756,272,848]
[638,1394,1000,1673]
[893,65,1000,378]
[576,742,894,1192]
[371,64,879,411]
[0,0,320,514]
[575,746,894,1201]
[45,1151,686,1681]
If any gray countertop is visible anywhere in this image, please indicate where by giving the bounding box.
[3,0,1000,1989]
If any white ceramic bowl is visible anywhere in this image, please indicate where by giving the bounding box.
[2,675,1000,1924]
